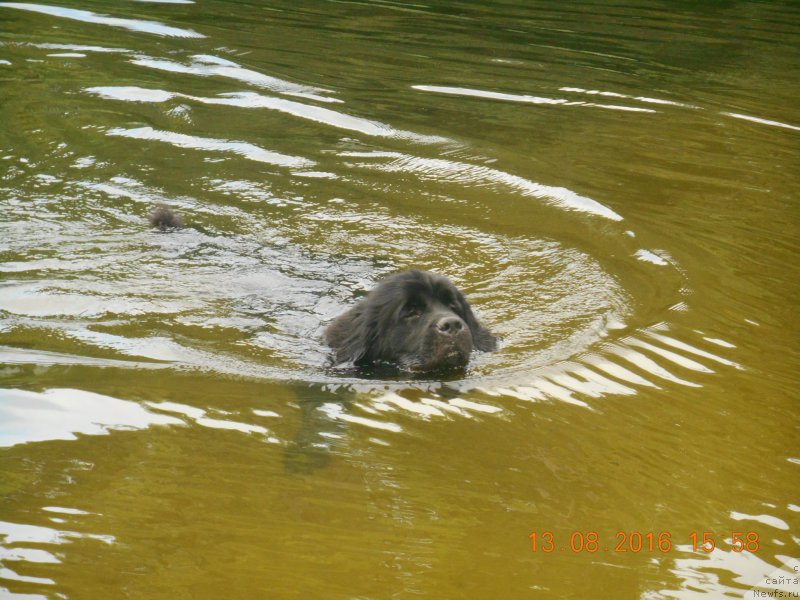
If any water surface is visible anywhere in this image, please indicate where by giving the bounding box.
[1,1,798,598]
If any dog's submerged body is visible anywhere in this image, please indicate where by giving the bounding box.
[325,270,497,372]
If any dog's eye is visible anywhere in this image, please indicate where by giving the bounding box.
[403,304,423,319]
[440,293,459,311]
[446,299,462,313]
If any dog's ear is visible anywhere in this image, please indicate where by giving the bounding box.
[457,293,498,352]
[470,324,498,352]
[467,315,497,352]
[324,306,371,365]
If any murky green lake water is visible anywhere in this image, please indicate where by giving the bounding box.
[1,1,798,598]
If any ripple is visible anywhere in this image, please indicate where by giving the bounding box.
[0,512,114,596]
[340,150,623,220]
[131,54,338,103]
[635,248,670,266]
[559,86,695,108]
[106,126,315,168]
[0,388,183,447]
[414,84,658,113]
[147,400,278,439]
[459,324,739,408]
[721,112,800,132]
[1,163,727,398]
[0,3,204,38]
[0,3,794,598]
[730,511,790,531]
[318,402,403,433]
[413,85,570,106]
[85,86,448,143]
[84,85,175,103]
[0,281,168,317]
[0,346,171,369]
[28,43,132,53]
[0,28,744,416]
[656,545,800,599]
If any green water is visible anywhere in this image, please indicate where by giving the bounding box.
[0,1,798,598]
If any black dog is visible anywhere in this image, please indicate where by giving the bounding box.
[325,270,496,372]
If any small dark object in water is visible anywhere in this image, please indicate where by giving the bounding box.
[149,206,183,231]
[325,269,497,372]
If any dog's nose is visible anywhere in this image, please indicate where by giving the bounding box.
[436,316,464,335]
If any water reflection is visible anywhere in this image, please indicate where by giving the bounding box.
[85,85,449,143]
[130,54,339,103]
[28,43,131,53]
[0,388,182,447]
[0,0,797,597]
[107,126,316,168]
[414,84,659,113]
[657,546,800,599]
[0,3,203,37]
[0,511,114,596]
[340,149,624,220]
[721,112,800,132]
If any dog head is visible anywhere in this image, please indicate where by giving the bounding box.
[325,270,497,372]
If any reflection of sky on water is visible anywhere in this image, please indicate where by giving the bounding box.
[0,388,182,447]
[0,3,203,37]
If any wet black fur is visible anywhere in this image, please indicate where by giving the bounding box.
[149,205,183,231]
[325,270,496,372]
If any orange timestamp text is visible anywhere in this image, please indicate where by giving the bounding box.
[529,531,760,553]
